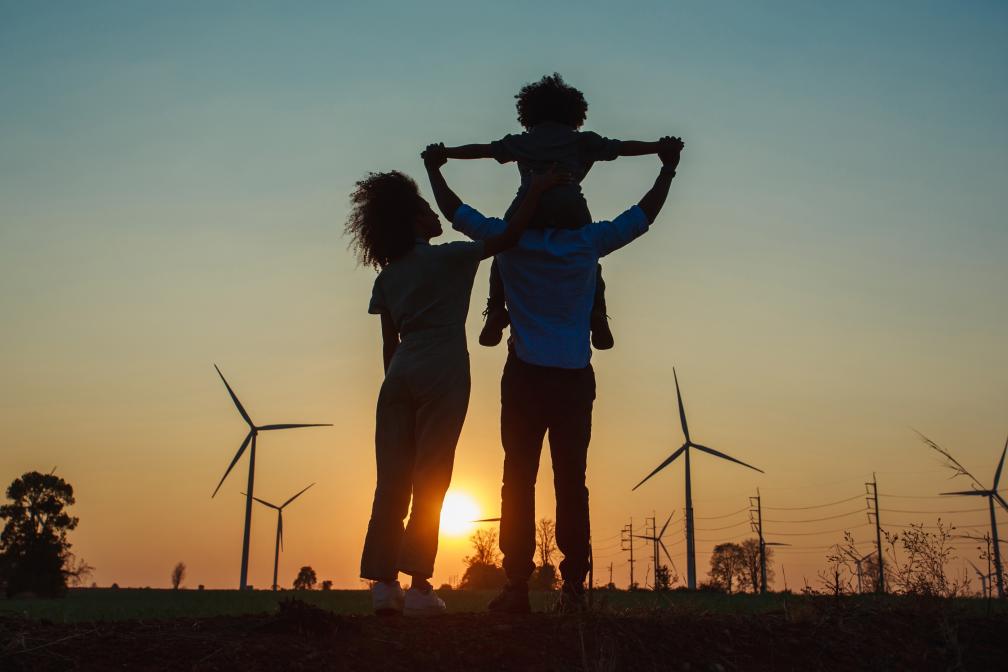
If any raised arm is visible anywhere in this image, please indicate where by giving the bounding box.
[481,168,569,258]
[618,140,667,157]
[442,143,496,160]
[637,136,684,223]
[422,143,463,220]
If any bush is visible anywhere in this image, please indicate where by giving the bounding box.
[459,561,506,590]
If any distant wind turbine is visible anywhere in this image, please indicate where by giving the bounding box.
[920,431,1008,599]
[244,483,314,591]
[633,512,679,589]
[633,368,763,590]
[968,559,990,599]
[212,365,331,590]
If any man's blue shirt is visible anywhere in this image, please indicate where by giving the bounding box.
[453,203,650,369]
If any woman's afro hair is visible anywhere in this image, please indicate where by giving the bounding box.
[515,73,588,130]
[345,170,423,270]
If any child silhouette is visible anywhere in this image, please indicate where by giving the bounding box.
[435,73,676,350]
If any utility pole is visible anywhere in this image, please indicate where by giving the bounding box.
[645,514,658,590]
[750,489,767,594]
[621,519,636,589]
[866,473,885,594]
[608,562,614,587]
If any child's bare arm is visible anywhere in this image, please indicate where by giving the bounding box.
[443,143,497,160]
[618,140,667,156]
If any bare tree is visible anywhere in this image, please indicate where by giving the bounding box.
[883,520,968,597]
[738,538,773,593]
[171,562,186,590]
[535,518,557,569]
[465,528,500,567]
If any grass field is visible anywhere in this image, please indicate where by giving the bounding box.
[1,587,1002,623]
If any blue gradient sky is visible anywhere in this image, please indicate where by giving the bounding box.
[1,1,1006,590]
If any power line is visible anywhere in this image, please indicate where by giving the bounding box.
[763,508,866,524]
[880,507,988,514]
[694,506,750,520]
[766,523,871,537]
[694,519,751,532]
[763,494,864,511]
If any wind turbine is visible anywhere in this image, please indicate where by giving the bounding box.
[243,483,315,591]
[211,365,331,590]
[633,512,679,590]
[921,432,1008,599]
[839,547,874,594]
[967,559,989,599]
[633,368,764,590]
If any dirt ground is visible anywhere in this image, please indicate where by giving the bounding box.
[2,598,1006,671]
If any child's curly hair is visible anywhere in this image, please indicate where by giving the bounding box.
[515,73,588,130]
[346,171,423,270]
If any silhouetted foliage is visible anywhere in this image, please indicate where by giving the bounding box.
[460,529,506,589]
[0,471,88,597]
[707,542,745,594]
[535,518,557,569]
[883,520,968,597]
[514,73,588,130]
[530,563,559,591]
[171,562,186,590]
[293,566,317,590]
[654,564,674,591]
[320,580,332,591]
[738,538,773,593]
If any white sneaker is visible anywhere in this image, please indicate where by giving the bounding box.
[403,586,447,616]
[371,580,405,615]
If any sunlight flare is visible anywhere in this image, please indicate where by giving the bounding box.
[439,491,479,536]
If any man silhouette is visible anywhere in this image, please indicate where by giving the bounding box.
[423,137,683,612]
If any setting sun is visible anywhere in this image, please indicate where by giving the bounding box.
[439,491,480,536]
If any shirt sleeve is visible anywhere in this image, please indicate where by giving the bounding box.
[453,203,508,241]
[585,205,650,257]
[489,134,520,164]
[437,240,487,267]
[579,131,622,162]
[367,277,385,315]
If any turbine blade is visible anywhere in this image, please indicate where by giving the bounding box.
[244,494,279,509]
[279,512,284,552]
[673,367,690,442]
[211,432,252,498]
[472,517,501,523]
[633,535,657,541]
[994,492,1008,512]
[281,482,315,509]
[939,490,991,497]
[632,444,688,491]
[691,443,764,473]
[258,423,333,430]
[764,542,791,546]
[214,365,254,428]
[658,541,680,577]
[659,512,675,538]
[993,435,1008,489]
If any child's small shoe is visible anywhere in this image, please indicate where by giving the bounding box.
[590,311,614,350]
[403,582,447,616]
[371,580,405,616]
[479,300,511,347]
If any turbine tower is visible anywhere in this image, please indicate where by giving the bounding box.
[922,432,1008,599]
[245,483,314,591]
[633,368,763,590]
[633,511,679,590]
[211,365,331,590]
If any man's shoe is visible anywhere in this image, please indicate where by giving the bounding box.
[555,581,587,614]
[487,582,531,614]
[479,301,511,347]
[590,311,614,350]
[371,580,405,616]
[403,584,447,617]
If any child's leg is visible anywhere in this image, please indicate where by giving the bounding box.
[479,258,511,347]
[360,380,416,583]
[590,263,614,350]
